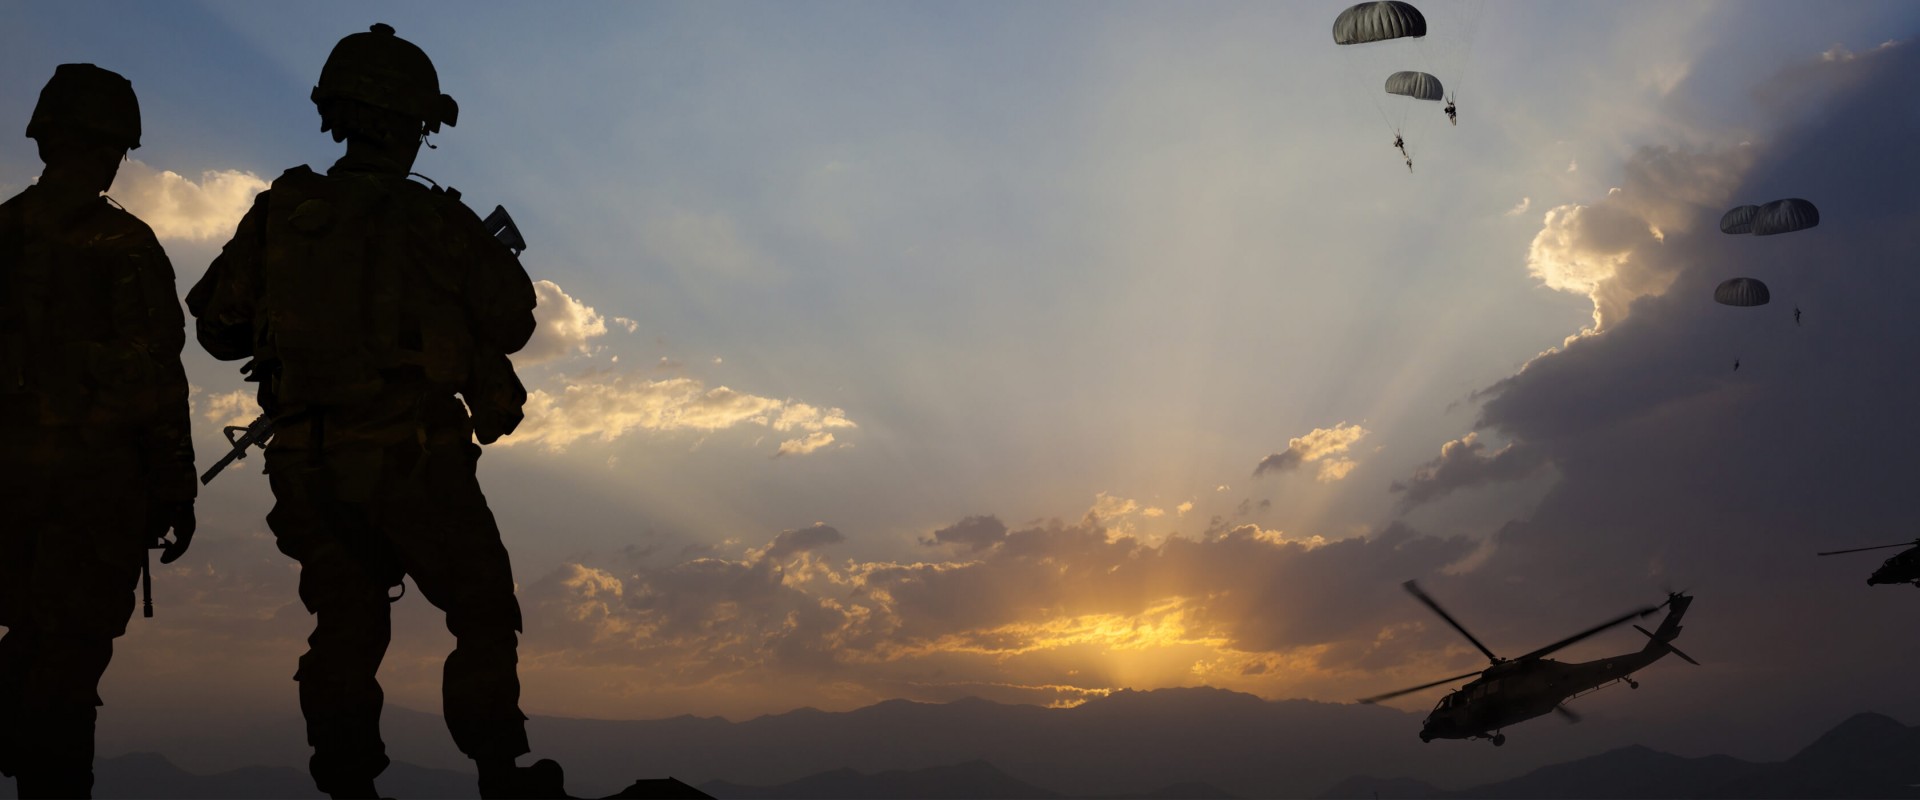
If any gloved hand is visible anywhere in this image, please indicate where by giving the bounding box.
[148,500,198,564]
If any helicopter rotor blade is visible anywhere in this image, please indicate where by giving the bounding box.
[1816,540,1919,556]
[1554,704,1582,724]
[1402,580,1500,663]
[1357,670,1487,705]
[1516,604,1662,662]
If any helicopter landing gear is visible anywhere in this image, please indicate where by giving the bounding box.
[1626,678,1640,689]
[1491,733,1507,747]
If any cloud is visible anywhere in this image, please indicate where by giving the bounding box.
[521,516,1478,714]
[108,159,267,241]
[774,431,837,457]
[1252,423,1369,482]
[1505,196,1532,217]
[759,523,846,563]
[1527,145,1755,331]
[201,389,258,427]
[504,371,854,456]
[1409,41,1920,735]
[515,280,609,365]
[506,514,1466,721]
[772,402,857,433]
[1389,432,1548,511]
[920,515,1009,553]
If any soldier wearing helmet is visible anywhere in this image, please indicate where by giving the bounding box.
[0,64,198,799]
[186,25,555,799]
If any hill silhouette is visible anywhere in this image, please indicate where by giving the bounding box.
[1321,712,1920,799]
[0,753,474,799]
[701,760,1064,799]
[67,692,1918,798]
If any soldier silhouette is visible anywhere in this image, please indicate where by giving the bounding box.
[185,25,559,800]
[0,65,198,799]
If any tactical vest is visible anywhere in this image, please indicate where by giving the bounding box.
[253,167,474,409]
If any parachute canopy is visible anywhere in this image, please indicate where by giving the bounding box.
[1719,205,1758,235]
[1752,198,1819,236]
[1385,71,1445,101]
[1333,1,1427,45]
[1715,277,1771,307]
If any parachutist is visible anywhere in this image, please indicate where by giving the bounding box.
[1794,307,1802,326]
[1733,359,1741,372]
[1445,99,1457,125]
[1406,157,1414,172]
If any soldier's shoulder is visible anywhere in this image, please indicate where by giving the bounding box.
[96,201,163,245]
[265,164,323,192]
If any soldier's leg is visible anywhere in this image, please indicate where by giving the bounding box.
[12,473,144,799]
[268,456,398,797]
[0,476,44,779]
[380,442,528,764]
[0,628,33,779]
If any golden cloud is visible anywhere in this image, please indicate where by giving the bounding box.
[516,280,611,365]
[515,516,1478,717]
[503,372,854,456]
[1253,423,1370,482]
[108,159,267,241]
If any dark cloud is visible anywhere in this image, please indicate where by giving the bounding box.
[1252,450,1302,476]
[1407,41,1920,749]
[764,523,845,562]
[1389,432,1548,512]
[920,514,1009,552]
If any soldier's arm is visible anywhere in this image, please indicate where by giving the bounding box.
[458,206,537,354]
[132,239,198,503]
[185,190,270,361]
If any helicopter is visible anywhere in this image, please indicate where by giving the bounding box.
[1816,538,1920,587]
[1359,581,1697,746]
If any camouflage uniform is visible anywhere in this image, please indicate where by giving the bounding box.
[0,65,196,798]
[185,88,537,795]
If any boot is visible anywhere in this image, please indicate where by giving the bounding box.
[478,758,571,799]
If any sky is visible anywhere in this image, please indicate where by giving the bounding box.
[4,0,1920,769]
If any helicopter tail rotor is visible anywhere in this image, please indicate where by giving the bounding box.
[1634,624,1700,666]
[1554,704,1582,724]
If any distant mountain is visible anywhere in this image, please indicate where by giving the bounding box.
[1438,745,1759,799]
[452,687,1587,798]
[701,760,1063,799]
[1316,774,1443,799]
[1699,712,1920,799]
[0,753,474,800]
[1317,712,1920,800]
[698,760,1241,800]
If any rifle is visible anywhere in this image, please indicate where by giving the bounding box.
[200,413,274,485]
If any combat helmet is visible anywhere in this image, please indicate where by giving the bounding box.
[311,23,458,134]
[26,63,141,149]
